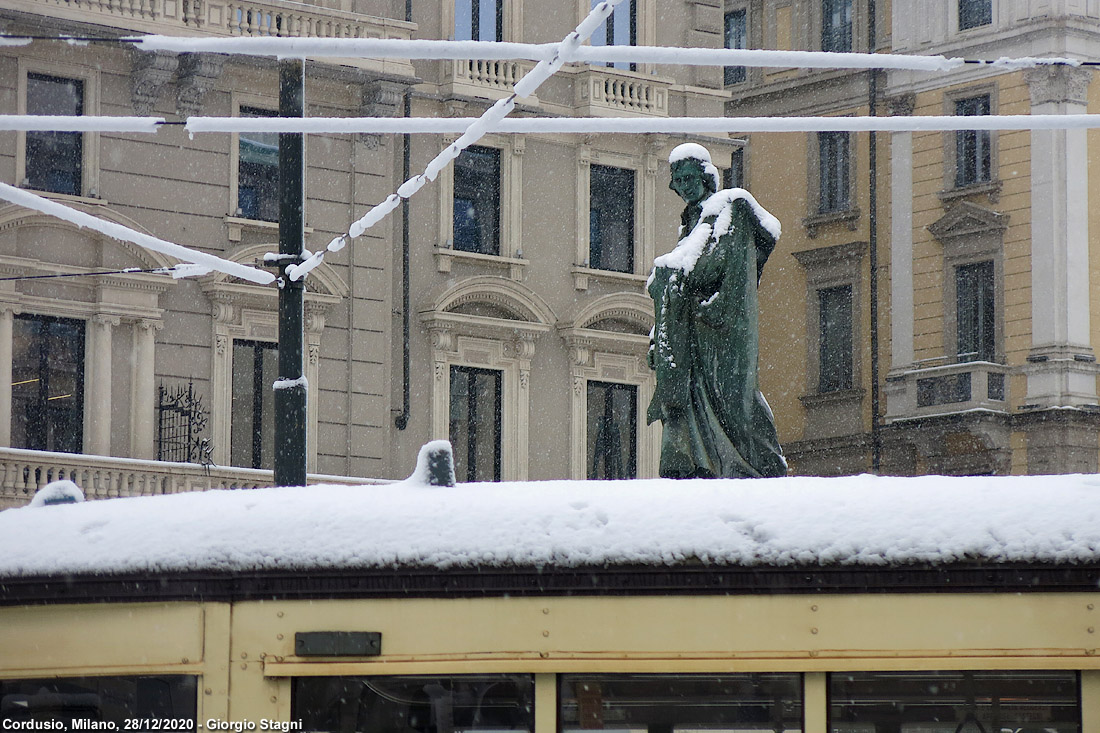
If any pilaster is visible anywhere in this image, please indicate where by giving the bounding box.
[0,307,13,446]
[1024,65,1098,407]
[85,314,120,456]
[130,318,162,460]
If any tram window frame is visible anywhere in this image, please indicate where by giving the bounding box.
[292,674,535,733]
[0,675,198,728]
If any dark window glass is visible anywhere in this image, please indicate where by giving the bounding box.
[830,671,1080,732]
[0,676,197,729]
[294,675,533,733]
[238,106,279,221]
[822,0,852,52]
[724,147,745,190]
[724,9,747,85]
[560,674,802,731]
[959,0,992,29]
[454,0,503,41]
[818,285,853,393]
[587,381,637,480]
[25,74,83,196]
[590,164,635,272]
[453,145,501,255]
[955,94,992,187]
[591,0,636,70]
[449,366,502,482]
[12,315,84,454]
[818,131,850,213]
[231,339,278,470]
[957,260,995,362]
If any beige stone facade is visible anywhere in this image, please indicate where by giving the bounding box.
[3,0,1100,505]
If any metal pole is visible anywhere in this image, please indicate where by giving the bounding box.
[868,0,882,473]
[274,58,307,487]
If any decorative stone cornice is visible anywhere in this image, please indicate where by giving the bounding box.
[360,79,407,147]
[928,201,1008,241]
[1024,65,1092,108]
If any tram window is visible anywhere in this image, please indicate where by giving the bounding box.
[293,675,534,733]
[559,673,803,732]
[828,670,1080,732]
[0,675,197,729]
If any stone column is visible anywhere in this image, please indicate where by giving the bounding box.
[85,314,119,456]
[0,307,13,446]
[129,319,161,460]
[1024,65,1097,406]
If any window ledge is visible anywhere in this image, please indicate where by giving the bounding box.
[938,179,1001,205]
[225,216,314,243]
[800,387,865,410]
[433,247,526,280]
[571,266,650,291]
[24,189,107,208]
[802,207,861,239]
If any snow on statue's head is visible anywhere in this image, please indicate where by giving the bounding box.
[668,143,722,194]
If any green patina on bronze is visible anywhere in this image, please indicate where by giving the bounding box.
[647,149,786,479]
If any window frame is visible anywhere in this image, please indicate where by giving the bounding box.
[236,105,280,223]
[723,6,748,86]
[452,0,505,42]
[958,0,993,31]
[230,338,279,470]
[817,283,854,393]
[445,0,520,42]
[942,85,1000,201]
[804,129,859,237]
[16,60,100,200]
[586,379,639,480]
[452,144,502,256]
[11,314,86,455]
[577,0,656,75]
[817,131,851,214]
[792,241,867,440]
[588,163,636,274]
[448,364,503,482]
[435,134,524,275]
[820,0,853,53]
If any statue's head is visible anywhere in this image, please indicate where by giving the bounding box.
[668,143,720,206]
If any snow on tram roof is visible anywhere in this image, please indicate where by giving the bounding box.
[1,469,1100,578]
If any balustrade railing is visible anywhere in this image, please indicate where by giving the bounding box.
[576,68,669,117]
[0,447,385,510]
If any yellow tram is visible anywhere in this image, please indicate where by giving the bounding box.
[0,471,1097,733]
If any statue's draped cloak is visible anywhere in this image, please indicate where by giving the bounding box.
[647,194,786,478]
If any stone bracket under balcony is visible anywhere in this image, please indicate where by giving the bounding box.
[885,360,1010,422]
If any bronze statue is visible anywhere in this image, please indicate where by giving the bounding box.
[647,143,786,478]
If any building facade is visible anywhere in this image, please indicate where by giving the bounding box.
[2,0,1100,506]
[728,0,1100,476]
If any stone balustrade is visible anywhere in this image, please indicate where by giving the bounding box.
[885,359,1010,422]
[442,58,539,103]
[0,447,386,510]
[575,68,670,117]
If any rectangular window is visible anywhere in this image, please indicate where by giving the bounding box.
[591,0,636,70]
[959,0,992,30]
[724,147,745,189]
[238,106,279,221]
[818,131,850,213]
[829,671,1080,732]
[724,8,747,85]
[821,0,852,52]
[956,259,995,362]
[231,339,278,470]
[587,381,637,480]
[589,164,635,272]
[25,73,83,196]
[819,284,853,392]
[454,0,503,41]
[0,676,197,728]
[293,675,534,733]
[12,315,84,454]
[955,94,992,187]
[453,145,501,255]
[560,674,803,731]
[449,366,502,482]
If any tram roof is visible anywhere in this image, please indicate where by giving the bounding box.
[2,470,1100,604]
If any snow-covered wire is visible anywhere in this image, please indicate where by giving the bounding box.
[285,0,627,282]
[0,182,274,285]
[13,113,1100,135]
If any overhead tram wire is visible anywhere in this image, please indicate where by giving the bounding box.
[0,266,207,282]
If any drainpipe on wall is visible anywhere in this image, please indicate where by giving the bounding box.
[394,0,413,431]
[868,0,882,472]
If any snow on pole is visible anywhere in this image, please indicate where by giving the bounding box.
[0,182,275,285]
[286,0,626,282]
